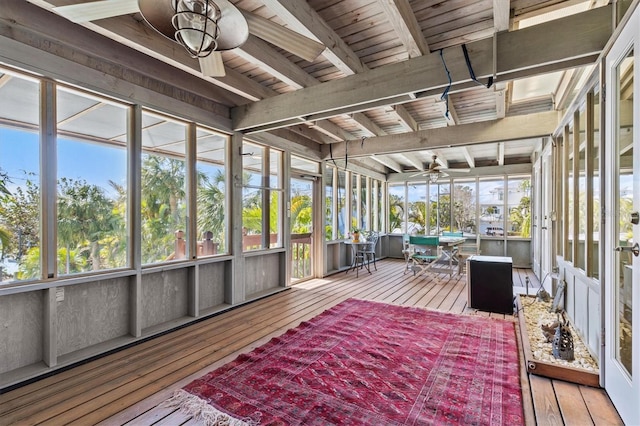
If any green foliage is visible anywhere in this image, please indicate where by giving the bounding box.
[0,172,39,260]
[197,169,226,250]
[140,155,187,263]
[57,177,122,272]
[291,192,312,234]
[388,194,404,232]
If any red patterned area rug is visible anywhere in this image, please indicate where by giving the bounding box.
[164,299,523,425]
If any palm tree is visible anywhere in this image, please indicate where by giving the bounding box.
[408,201,426,233]
[57,178,116,272]
[388,194,404,233]
[197,170,226,251]
[290,193,312,234]
[140,154,187,262]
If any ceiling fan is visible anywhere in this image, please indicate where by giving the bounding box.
[410,155,470,182]
[52,0,326,77]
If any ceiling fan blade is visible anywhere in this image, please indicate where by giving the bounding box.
[199,53,226,77]
[409,171,427,177]
[242,11,325,63]
[53,0,139,23]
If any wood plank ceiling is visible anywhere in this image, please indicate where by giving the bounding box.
[23,0,610,177]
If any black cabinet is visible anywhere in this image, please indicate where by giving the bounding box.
[467,255,514,314]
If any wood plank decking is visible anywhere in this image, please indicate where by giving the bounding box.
[0,259,623,425]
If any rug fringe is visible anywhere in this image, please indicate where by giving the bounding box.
[162,389,257,426]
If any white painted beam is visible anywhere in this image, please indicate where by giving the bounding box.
[462,147,475,168]
[370,155,404,173]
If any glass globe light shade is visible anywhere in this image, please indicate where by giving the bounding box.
[172,0,221,57]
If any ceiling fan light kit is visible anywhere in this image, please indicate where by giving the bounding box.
[53,0,321,78]
[172,0,222,58]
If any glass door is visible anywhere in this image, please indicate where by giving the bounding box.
[604,8,639,424]
[290,176,314,283]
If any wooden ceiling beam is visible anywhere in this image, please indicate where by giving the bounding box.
[398,153,423,171]
[461,147,475,168]
[234,35,320,90]
[435,97,459,126]
[497,142,505,166]
[233,5,611,131]
[351,112,387,137]
[392,105,418,132]
[495,85,507,119]
[321,111,559,159]
[309,120,355,142]
[370,155,404,173]
[377,0,429,58]
[259,0,366,75]
[493,0,510,32]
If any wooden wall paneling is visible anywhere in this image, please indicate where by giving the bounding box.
[244,252,284,297]
[573,278,589,343]
[198,262,227,312]
[129,274,142,339]
[188,266,198,318]
[56,279,129,358]
[587,286,601,361]
[0,291,44,374]
[141,269,189,332]
[506,239,532,268]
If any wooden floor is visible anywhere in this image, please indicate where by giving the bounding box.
[0,259,623,425]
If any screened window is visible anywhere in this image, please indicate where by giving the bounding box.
[375,180,383,232]
[506,176,531,238]
[324,164,335,241]
[388,183,405,233]
[437,183,451,233]
[56,87,129,274]
[479,178,504,237]
[453,180,477,235]
[567,123,574,262]
[196,127,228,257]
[407,182,427,234]
[0,70,41,283]
[337,170,346,239]
[241,142,283,251]
[591,90,601,278]
[140,111,187,265]
[578,107,587,270]
[350,173,359,231]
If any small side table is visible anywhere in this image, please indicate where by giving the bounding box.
[466,255,513,314]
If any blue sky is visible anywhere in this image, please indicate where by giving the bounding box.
[1,127,126,197]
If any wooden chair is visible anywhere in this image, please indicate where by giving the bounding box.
[407,235,440,276]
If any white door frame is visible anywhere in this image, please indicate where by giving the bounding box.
[604,8,639,424]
